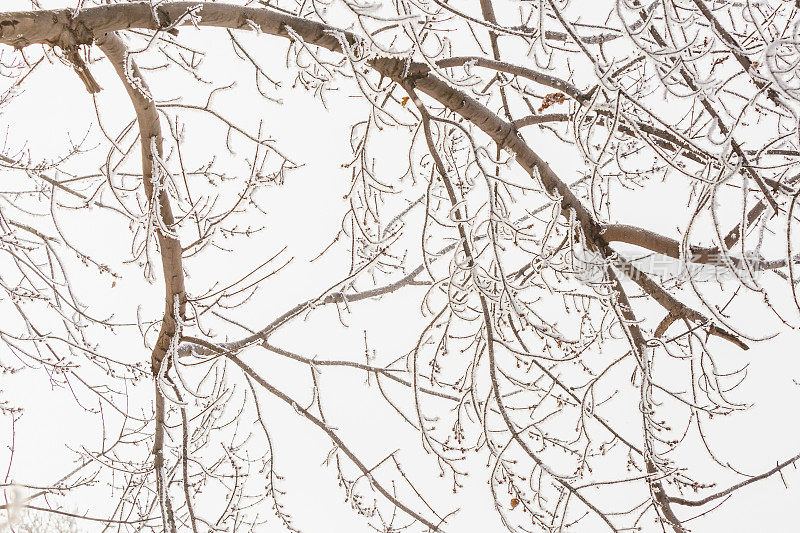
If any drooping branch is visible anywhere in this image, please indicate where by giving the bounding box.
[95,31,186,373]
[624,1,780,216]
[405,82,619,530]
[97,31,187,533]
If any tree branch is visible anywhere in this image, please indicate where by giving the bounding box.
[97,31,186,533]
[670,450,800,507]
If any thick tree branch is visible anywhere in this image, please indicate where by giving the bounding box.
[603,224,730,265]
[96,31,186,374]
[603,223,798,273]
[97,31,186,533]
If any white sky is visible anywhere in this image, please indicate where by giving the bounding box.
[1,1,800,532]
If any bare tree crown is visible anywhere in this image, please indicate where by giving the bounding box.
[1,1,799,532]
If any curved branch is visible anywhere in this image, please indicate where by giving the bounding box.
[96,31,186,373]
[97,31,187,533]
